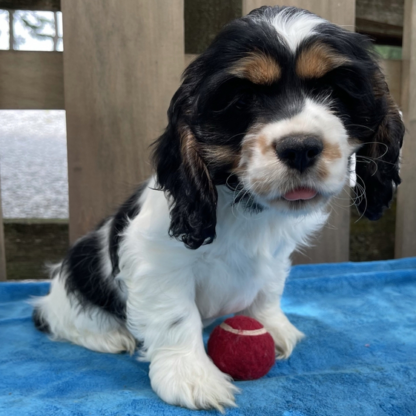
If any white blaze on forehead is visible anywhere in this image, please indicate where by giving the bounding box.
[258,99,347,146]
[268,9,326,53]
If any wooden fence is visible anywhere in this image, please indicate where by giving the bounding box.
[0,0,415,280]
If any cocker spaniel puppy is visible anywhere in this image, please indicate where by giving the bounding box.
[33,6,404,411]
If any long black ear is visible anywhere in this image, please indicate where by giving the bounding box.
[354,69,405,220]
[152,87,218,249]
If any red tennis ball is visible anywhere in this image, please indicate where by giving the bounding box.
[207,316,275,380]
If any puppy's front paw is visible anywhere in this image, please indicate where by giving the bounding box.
[260,312,305,360]
[267,319,305,360]
[149,349,239,412]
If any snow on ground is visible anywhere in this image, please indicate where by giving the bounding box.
[0,110,68,219]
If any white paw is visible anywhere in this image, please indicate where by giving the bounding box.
[264,315,305,360]
[149,349,239,412]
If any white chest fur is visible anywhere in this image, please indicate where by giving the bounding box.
[119,180,327,327]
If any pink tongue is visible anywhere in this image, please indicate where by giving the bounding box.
[283,188,317,201]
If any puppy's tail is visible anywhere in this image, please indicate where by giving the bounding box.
[32,306,50,333]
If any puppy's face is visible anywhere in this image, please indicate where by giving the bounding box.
[154,7,404,249]
[233,99,350,214]
[198,59,355,215]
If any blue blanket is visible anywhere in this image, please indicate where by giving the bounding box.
[1,258,416,416]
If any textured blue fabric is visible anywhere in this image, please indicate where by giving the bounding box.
[1,258,416,416]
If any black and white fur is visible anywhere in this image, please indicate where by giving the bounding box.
[33,7,404,411]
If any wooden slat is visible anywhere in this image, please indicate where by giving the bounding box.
[0,51,402,111]
[184,53,198,67]
[242,0,354,264]
[395,0,416,258]
[356,0,404,45]
[0,0,404,44]
[0,0,60,11]
[0,51,64,109]
[185,0,242,54]
[380,59,402,106]
[356,18,403,46]
[357,0,404,27]
[62,0,184,242]
[0,175,6,281]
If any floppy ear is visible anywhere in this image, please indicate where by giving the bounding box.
[152,87,218,249]
[354,69,404,220]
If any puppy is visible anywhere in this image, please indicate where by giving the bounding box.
[33,6,404,411]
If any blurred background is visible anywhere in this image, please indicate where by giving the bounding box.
[0,1,409,280]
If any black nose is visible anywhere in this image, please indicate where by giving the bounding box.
[275,135,323,173]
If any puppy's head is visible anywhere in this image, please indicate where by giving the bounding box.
[153,6,404,249]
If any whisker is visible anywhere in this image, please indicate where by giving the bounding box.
[356,155,395,166]
[344,124,376,133]
[226,132,249,142]
[353,173,368,223]
[322,205,339,231]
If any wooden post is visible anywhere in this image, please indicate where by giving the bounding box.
[62,1,184,242]
[0,51,64,110]
[395,0,416,258]
[242,1,355,264]
[0,176,6,281]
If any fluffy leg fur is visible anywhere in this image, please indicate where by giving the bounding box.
[32,267,136,354]
[122,264,239,412]
[240,274,305,359]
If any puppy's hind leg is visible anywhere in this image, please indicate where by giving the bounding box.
[32,265,136,354]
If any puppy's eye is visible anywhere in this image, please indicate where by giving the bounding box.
[209,79,255,114]
[235,96,251,111]
[211,92,253,114]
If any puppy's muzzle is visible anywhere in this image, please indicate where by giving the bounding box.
[275,135,323,173]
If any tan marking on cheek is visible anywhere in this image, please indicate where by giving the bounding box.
[232,140,253,176]
[180,128,206,177]
[257,134,271,155]
[296,43,350,79]
[180,126,194,157]
[240,125,264,159]
[202,144,238,167]
[231,125,268,179]
[238,135,277,196]
[179,126,212,185]
[322,141,342,161]
[230,52,281,85]
[177,127,222,201]
[317,141,342,180]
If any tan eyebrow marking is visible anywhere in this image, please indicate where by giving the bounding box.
[296,42,350,79]
[229,52,281,85]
